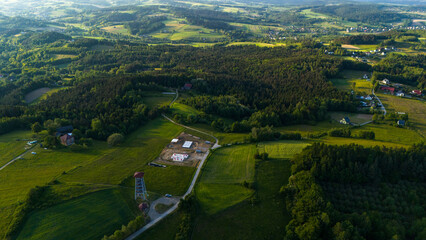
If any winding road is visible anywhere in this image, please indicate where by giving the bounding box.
[125,91,220,240]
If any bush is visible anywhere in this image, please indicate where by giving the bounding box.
[280,132,302,140]
[358,131,375,140]
[328,128,351,138]
[107,133,124,146]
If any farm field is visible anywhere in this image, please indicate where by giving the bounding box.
[195,144,256,214]
[318,136,411,148]
[0,119,196,238]
[143,92,175,107]
[17,188,138,240]
[151,19,226,41]
[257,140,310,159]
[352,124,423,145]
[192,160,291,240]
[0,130,33,167]
[24,87,52,103]
[329,70,372,94]
[101,25,130,35]
[227,42,286,47]
[330,112,372,125]
[377,93,426,138]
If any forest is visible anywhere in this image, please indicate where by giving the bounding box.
[282,143,426,240]
[0,38,370,138]
[312,4,406,24]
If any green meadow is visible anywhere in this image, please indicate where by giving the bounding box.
[257,140,311,159]
[196,145,256,214]
[0,119,198,238]
[17,188,138,240]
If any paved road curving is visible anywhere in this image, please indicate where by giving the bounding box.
[372,89,386,116]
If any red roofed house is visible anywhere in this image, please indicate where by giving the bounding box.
[60,133,75,146]
[183,83,192,90]
[411,90,422,96]
[380,86,395,94]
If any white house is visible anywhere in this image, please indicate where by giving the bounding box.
[381,79,390,85]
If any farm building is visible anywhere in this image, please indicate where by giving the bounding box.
[411,90,422,96]
[60,133,75,146]
[340,117,351,125]
[380,86,395,94]
[171,153,189,162]
[396,91,405,97]
[171,138,179,143]
[182,141,193,148]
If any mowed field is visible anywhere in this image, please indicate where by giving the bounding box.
[151,19,226,41]
[0,130,33,167]
[0,119,197,239]
[196,144,256,214]
[329,70,372,94]
[17,188,138,240]
[377,93,426,138]
[192,160,291,240]
[257,140,310,159]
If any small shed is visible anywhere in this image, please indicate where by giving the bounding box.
[171,139,179,143]
[183,83,192,90]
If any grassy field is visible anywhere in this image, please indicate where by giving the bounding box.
[227,42,286,47]
[0,119,196,237]
[151,19,226,41]
[0,130,33,167]
[170,102,202,116]
[143,92,175,107]
[377,93,426,138]
[257,140,310,159]
[330,112,373,125]
[329,70,372,94]
[317,136,411,148]
[17,188,138,240]
[192,160,291,240]
[101,25,130,35]
[352,124,423,145]
[196,145,257,214]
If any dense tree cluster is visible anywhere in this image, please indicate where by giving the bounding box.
[282,143,426,240]
[373,54,426,87]
[313,4,405,24]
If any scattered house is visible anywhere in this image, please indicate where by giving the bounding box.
[327,51,334,55]
[182,141,193,148]
[205,141,211,144]
[363,74,369,80]
[381,52,386,56]
[171,138,179,143]
[411,90,422,96]
[183,83,192,90]
[397,120,405,126]
[171,153,189,162]
[365,95,373,101]
[31,152,37,155]
[340,117,352,125]
[396,112,406,115]
[380,86,395,94]
[60,133,75,146]
[381,79,390,85]
[360,101,368,107]
[396,91,405,97]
